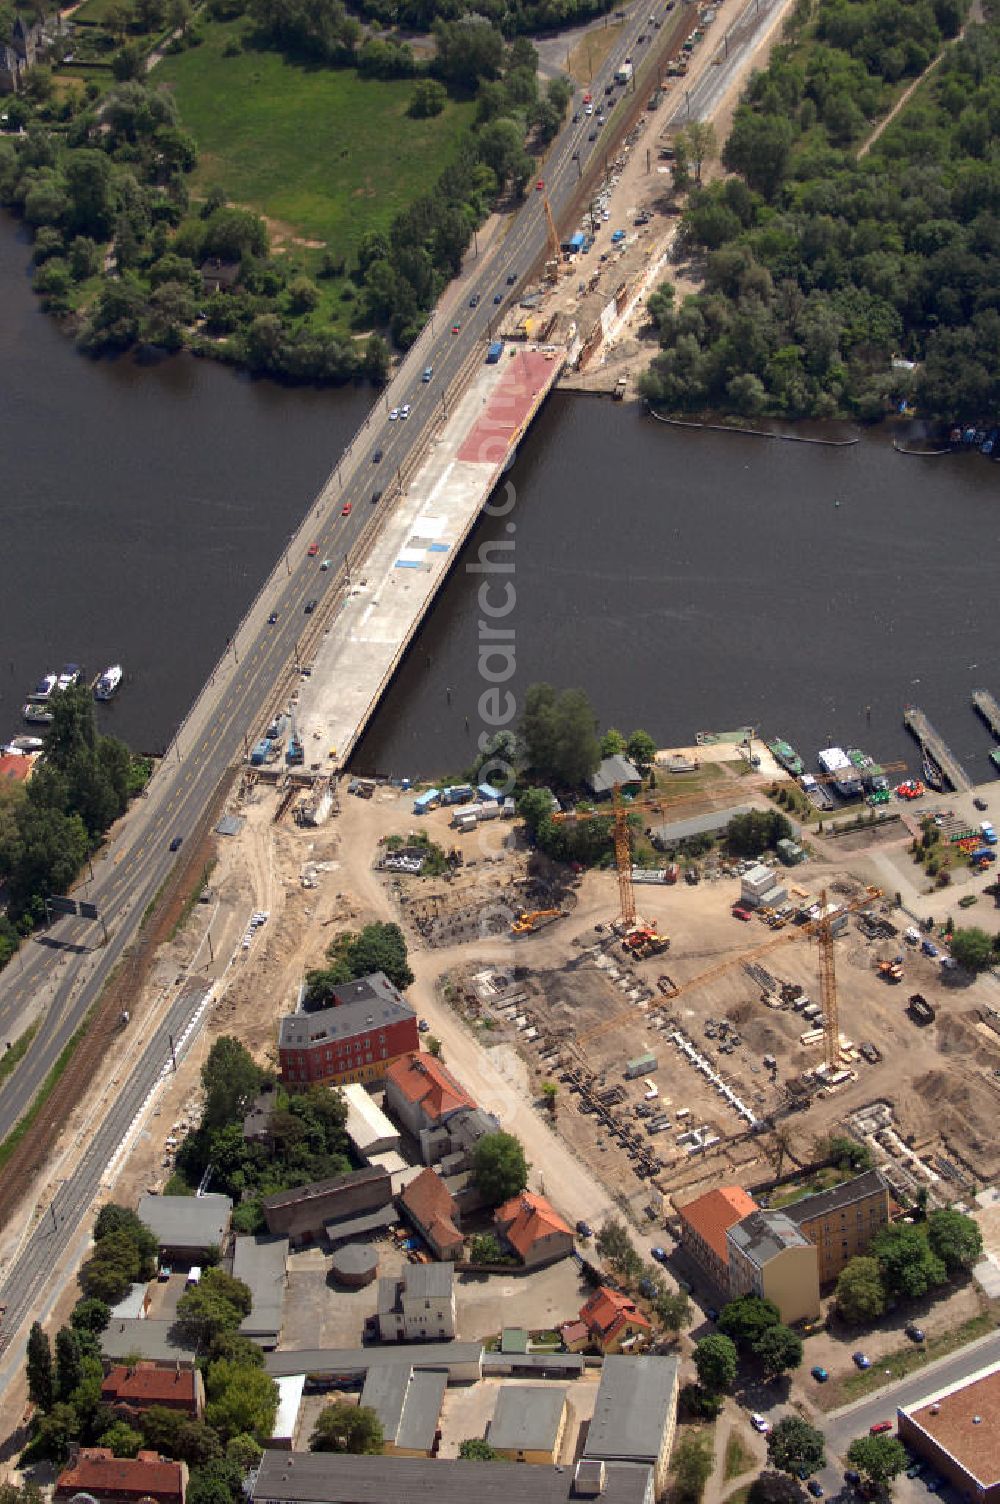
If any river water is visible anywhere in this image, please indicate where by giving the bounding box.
[0,215,369,755]
[3,211,999,783]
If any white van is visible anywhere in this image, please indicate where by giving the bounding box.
[185,1266,202,1289]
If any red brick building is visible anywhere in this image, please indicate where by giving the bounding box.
[278,973,418,1088]
[101,1364,204,1419]
[55,1449,186,1504]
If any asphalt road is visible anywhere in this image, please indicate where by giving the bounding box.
[0,0,682,1355]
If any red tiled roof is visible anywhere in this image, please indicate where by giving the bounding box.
[579,1285,651,1339]
[0,754,34,783]
[677,1186,758,1265]
[101,1365,197,1408]
[55,1449,184,1502]
[400,1168,462,1252]
[495,1191,572,1260]
[386,1052,474,1123]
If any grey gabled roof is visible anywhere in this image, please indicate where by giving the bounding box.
[583,1355,679,1464]
[278,973,413,1050]
[360,1366,446,1452]
[488,1384,567,1452]
[137,1192,233,1250]
[784,1169,889,1227]
[404,1262,454,1300]
[252,1451,653,1504]
[588,755,642,796]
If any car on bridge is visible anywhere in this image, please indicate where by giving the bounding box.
[469,294,480,307]
[268,611,278,624]
[169,836,183,852]
[305,598,318,614]
[494,292,503,304]
[506,271,517,284]
[307,541,319,556]
[342,502,352,516]
[389,408,399,420]
[373,448,383,462]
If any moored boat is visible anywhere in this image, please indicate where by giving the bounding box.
[818,746,863,798]
[23,702,54,726]
[95,664,123,702]
[57,663,82,692]
[27,672,58,703]
[767,737,805,776]
[847,746,889,792]
[922,749,945,791]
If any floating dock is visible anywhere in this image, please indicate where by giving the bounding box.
[972,689,1000,743]
[902,705,972,793]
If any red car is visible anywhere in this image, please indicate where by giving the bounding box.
[307,542,319,556]
[869,1421,892,1436]
[732,906,752,922]
[536,178,545,191]
[341,502,352,516]
[583,91,592,102]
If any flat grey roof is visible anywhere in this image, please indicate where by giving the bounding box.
[279,974,413,1050]
[583,1356,679,1464]
[405,1262,453,1300]
[138,1192,233,1250]
[264,1343,482,1381]
[482,1352,585,1376]
[234,1235,288,1343]
[488,1385,567,1453]
[252,1451,653,1504]
[784,1169,889,1226]
[101,1319,196,1366]
[727,1210,810,1269]
[108,1283,148,1320]
[360,1366,446,1452]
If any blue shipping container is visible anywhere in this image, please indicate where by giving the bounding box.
[486,341,503,363]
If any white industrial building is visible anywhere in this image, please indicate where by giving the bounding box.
[342,1083,401,1160]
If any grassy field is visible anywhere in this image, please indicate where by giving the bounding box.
[155,21,476,263]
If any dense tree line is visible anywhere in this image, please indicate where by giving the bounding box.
[0,688,149,947]
[639,0,1000,422]
[170,1037,352,1232]
[304,920,414,1007]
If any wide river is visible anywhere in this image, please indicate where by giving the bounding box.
[4,212,1000,784]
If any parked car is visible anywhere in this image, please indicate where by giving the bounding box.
[906,1463,924,1480]
[843,1472,861,1489]
[905,1324,926,1342]
[852,1351,871,1370]
[157,1264,172,1281]
[810,1366,829,1383]
[869,1421,892,1435]
[418,1018,430,1033]
[575,1220,594,1238]
[651,1246,668,1264]
[750,1414,770,1434]
[807,1482,823,1498]
[974,796,989,811]
[732,905,752,921]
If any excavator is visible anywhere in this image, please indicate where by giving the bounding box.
[510,908,565,935]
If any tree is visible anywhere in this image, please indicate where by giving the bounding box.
[139,1408,223,1467]
[747,1472,807,1504]
[70,1298,111,1335]
[673,1431,714,1504]
[425,1035,443,1059]
[722,110,794,199]
[55,1326,84,1402]
[835,1256,886,1324]
[286,276,320,315]
[870,1224,947,1300]
[304,922,414,1006]
[200,1038,265,1133]
[520,683,600,788]
[541,1081,558,1116]
[26,1321,54,1411]
[654,1289,691,1334]
[471,1131,529,1205]
[34,1401,81,1461]
[595,1218,642,1282]
[176,1269,252,1349]
[679,121,717,184]
[226,1435,263,1473]
[626,730,657,768]
[409,79,447,117]
[766,1416,825,1476]
[459,1438,504,1460]
[717,1295,781,1350]
[752,1323,803,1379]
[823,1134,873,1174]
[187,1456,243,1504]
[926,1207,983,1274]
[92,1204,159,1271]
[693,1332,738,1392]
[204,1360,278,1443]
[949,926,994,972]
[99,1421,145,1457]
[469,1232,503,1263]
[309,1401,384,1455]
[845,1434,908,1489]
[600,729,627,758]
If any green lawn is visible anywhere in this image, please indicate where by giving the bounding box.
[155,21,476,262]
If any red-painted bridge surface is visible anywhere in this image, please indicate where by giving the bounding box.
[457,350,556,466]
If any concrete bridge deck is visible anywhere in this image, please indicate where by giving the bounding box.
[295,345,564,767]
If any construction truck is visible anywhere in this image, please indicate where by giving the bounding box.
[878,957,904,983]
[510,908,564,935]
[622,926,670,959]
